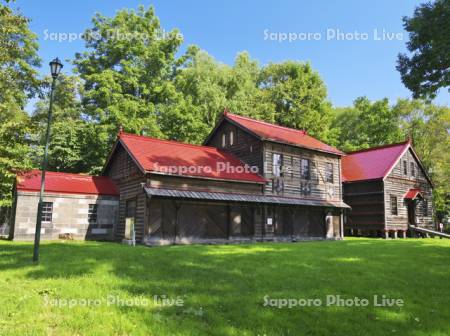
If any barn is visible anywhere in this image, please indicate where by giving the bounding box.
[9,111,353,243]
[342,140,434,238]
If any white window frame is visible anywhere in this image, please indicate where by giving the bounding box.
[221,133,226,148]
[229,131,234,146]
[41,202,53,223]
[272,153,282,177]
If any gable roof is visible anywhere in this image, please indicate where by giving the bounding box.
[404,188,423,200]
[110,132,266,184]
[211,111,344,156]
[342,140,432,185]
[17,170,119,196]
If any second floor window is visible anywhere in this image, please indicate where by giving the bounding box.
[42,202,53,223]
[221,133,226,148]
[423,199,428,217]
[411,162,415,177]
[325,162,333,183]
[88,204,98,223]
[390,195,398,215]
[301,158,310,180]
[229,131,234,146]
[403,160,408,175]
[272,153,282,177]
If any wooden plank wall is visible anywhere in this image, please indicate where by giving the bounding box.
[103,143,147,242]
[147,175,263,194]
[343,180,385,232]
[264,142,342,202]
[205,120,264,175]
[384,148,434,230]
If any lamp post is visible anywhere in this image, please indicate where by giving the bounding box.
[32,57,63,262]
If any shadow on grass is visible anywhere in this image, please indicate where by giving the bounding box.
[1,238,449,335]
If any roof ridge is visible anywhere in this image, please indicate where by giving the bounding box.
[25,169,97,179]
[346,141,409,154]
[225,112,307,135]
[119,132,223,153]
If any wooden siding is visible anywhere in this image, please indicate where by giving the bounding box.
[384,148,434,230]
[263,142,342,201]
[103,143,147,242]
[146,174,263,194]
[343,180,385,231]
[205,119,264,175]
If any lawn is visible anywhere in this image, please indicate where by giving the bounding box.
[0,238,449,336]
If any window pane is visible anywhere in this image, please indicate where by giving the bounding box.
[326,162,333,183]
[229,131,234,146]
[301,159,310,180]
[403,160,408,175]
[390,196,398,215]
[221,133,226,147]
[126,199,136,218]
[42,202,53,223]
[423,199,428,216]
[410,162,415,176]
[272,154,281,177]
[88,204,98,223]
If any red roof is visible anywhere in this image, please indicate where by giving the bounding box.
[17,170,119,196]
[224,112,344,155]
[404,188,423,200]
[342,141,410,182]
[118,132,267,183]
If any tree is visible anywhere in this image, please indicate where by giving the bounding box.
[397,0,450,99]
[332,97,403,151]
[74,6,183,171]
[258,62,337,143]
[0,2,40,206]
[394,99,450,217]
[32,75,91,173]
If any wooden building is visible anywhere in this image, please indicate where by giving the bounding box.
[102,111,349,244]
[342,140,434,238]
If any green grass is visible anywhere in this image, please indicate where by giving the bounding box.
[0,238,449,336]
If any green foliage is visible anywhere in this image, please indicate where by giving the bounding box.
[74,5,183,170]
[258,61,336,143]
[333,97,404,151]
[333,97,450,215]
[0,3,39,206]
[397,0,450,99]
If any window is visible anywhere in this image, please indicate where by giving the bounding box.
[301,158,310,180]
[126,199,136,219]
[88,204,98,223]
[411,162,415,177]
[229,131,234,146]
[272,153,282,177]
[325,162,333,183]
[41,202,53,223]
[403,160,408,175]
[221,133,226,148]
[423,199,428,217]
[390,196,398,215]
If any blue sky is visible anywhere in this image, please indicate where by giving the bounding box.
[14,0,449,107]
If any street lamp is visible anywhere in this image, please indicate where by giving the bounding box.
[32,57,63,262]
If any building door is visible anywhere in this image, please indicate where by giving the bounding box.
[407,201,416,226]
[124,199,136,240]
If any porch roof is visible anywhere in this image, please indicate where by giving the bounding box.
[144,187,350,209]
[404,188,423,200]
